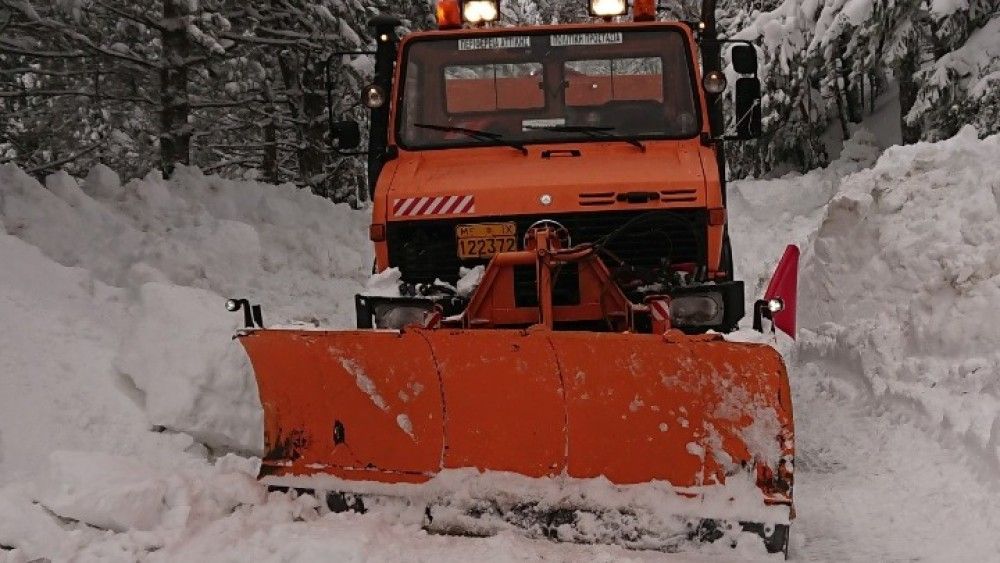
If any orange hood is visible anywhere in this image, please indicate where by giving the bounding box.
[380,140,717,219]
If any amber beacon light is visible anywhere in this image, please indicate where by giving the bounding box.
[436,0,462,28]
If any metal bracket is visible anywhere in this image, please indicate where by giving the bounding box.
[226,298,264,329]
[752,299,774,333]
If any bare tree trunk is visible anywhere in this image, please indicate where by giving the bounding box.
[300,56,327,196]
[278,52,327,196]
[90,68,105,165]
[160,0,191,177]
[277,52,304,179]
[898,43,921,144]
[832,72,850,140]
[840,58,860,123]
[262,81,279,184]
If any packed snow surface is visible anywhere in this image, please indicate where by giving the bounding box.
[2,127,1000,561]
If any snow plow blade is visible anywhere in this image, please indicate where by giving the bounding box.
[237,327,794,555]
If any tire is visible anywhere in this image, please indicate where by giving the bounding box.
[721,229,735,282]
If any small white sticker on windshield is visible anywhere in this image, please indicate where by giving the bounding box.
[550,32,623,47]
[522,118,566,130]
[458,36,531,51]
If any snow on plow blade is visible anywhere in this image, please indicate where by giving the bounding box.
[237,327,794,555]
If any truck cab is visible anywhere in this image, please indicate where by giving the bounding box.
[337,1,762,333]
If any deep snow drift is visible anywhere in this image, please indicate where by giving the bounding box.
[1,127,999,561]
[730,126,1000,560]
[0,164,369,471]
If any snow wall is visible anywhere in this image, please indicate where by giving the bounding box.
[733,126,1000,466]
[0,164,370,477]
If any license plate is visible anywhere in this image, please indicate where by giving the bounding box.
[456,222,517,259]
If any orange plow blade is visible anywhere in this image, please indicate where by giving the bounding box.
[238,327,794,554]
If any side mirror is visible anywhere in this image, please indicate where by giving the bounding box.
[731,44,758,75]
[734,77,762,139]
[330,120,361,150]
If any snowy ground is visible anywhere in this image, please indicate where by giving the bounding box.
[1,127,999,561]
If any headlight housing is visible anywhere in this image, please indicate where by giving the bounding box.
[665,281,746,333]
[669,293,725,326]
[462,0,499,23]
[702,70,728,94]
[363,85,386,108]
[589,0,627,17]
[373,302,434,329]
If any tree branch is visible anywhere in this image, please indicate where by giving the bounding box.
[91,0,166,32]
[220,32,309,47]
[29,18,159,70]
[0,89,156,104]
[24,141,103,174]
[0,39,87,59]
[201,158,257,174]
[189,98,268,109]
[0,67,129,77]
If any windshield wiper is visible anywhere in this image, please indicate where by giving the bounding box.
[525,125,646,152]
[413,123,528,155]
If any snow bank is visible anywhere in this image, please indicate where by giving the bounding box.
[732,125,1000,465]
[0,163,370,467]
[796,126,1000,464]
[729,130,882,301]
[115,283,261,450]
[0,163,371,560]
[0,230,195,485]
[0,453,264,562]
[726,126,1000,558]
[41,451,263,533]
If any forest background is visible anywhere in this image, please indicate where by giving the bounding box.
[1,0,997,204]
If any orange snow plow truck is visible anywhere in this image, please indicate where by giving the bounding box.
[232,0,800,557]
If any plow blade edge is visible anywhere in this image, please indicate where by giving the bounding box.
[238,327,793,491]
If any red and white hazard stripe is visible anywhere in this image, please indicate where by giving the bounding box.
[393,195,475,217]
[648,299,670,322]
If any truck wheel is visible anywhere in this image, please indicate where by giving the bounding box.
[721,232,734,282]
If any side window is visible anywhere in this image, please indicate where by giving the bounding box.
[402,58,421,126]
[444,62,544,113]
[564,57,663,106]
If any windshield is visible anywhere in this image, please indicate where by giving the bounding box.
[397,28,700,150]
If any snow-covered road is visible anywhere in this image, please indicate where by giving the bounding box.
[792,352,1000,562]
[1,127,998,562]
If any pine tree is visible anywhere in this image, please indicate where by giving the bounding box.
[905,3,1000,140]
[502,0,543,25]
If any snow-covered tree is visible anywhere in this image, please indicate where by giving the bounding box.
[724,0,831,177]
[502,0,543,25]
[2,0,997,190]
[905,5,1000,140]
[718,0,1000,176]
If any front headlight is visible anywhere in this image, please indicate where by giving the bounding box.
[702,70,728,94]
[669,293,724,326]
[589,0,627,16]
[363,85,386,108]
[462,0,499,23]
[374,302,433,329]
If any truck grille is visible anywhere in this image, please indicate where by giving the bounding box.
[386,210,708,288]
